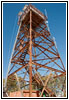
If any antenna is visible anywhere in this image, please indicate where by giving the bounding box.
[45,9,48,19]
[45,9,50,32]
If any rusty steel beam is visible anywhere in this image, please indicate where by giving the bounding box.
[32,50,44,58]
[32,19,43,29]
[29,10,32,97]
[32,29,50,41]
[32,30,53,47]
[60,57,65,71]
[40,72,52,97]
[9,48,28,74]
[8,63,28,78]
[15,41,28,52]
[53,37,65,71]
[33,42,57,56]
[44,57,58,66]
[15,30,29,48]
[26,57,58,62]
[32,29,53,43]
[39,36,53,46]
[12,43,29,60]
[32,67,56,96]
[54,72,66,78]
[37,47,65,71]
[9,52,27,73]
[32,62,65,74]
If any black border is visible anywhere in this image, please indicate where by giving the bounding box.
[1,1,68,99]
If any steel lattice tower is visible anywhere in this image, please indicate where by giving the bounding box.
[5,4,66,97]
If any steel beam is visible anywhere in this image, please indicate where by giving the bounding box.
[12,43,29,60]
[40,72,52,97]
[8,63,28,78]
[54,72,66,78]
[29,10,32,97]
[32,62,65,74]
[33,42,57,56]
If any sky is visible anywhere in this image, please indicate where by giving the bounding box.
[3,2,66,78]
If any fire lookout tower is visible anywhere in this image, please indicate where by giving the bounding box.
[4,4,66,97]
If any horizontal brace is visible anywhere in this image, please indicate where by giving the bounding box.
[32,62,65,74]
[26,58,56,62]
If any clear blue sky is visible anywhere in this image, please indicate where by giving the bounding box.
[3,3,66,78]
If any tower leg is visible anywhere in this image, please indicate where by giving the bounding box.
[29,10,32,97]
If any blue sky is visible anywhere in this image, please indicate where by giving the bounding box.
[3,3,66,78]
